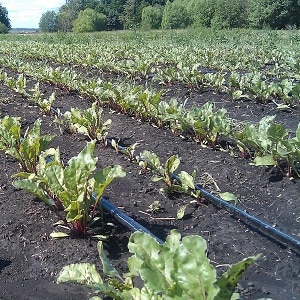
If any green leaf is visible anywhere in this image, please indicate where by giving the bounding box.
[128,231,176,293]
[128,230,220,299]
[97,241,123,281]
[140,150,163,174]
[64,140,97,192]
[178,171,196,190]
[267,123,287,141]
[254,155,276,166]
[45,165,65,196]
[177,205,187,220]
[57,263,103,288]
[50,232,69,238]
[215,254,261,300]
[13,179,55,207]
[93,165,126,204]
[165,155,180,176]
[173,234,219,299]
[152,174,164,182]
[219,192,238,205]
[295,123,300,141]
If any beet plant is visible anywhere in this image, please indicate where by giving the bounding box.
[58,230,260,300]
[30,82,56,115]
[0,116,54,173]
[13,140,126,236]
[139,150,202,200]
[139,150,180,188]
[235,116,300,177]
[64,102,111,143]
[111,139,139,162]
[187,103,231,148]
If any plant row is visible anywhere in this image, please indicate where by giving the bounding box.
[0,30,299,104]
[0,68,299,177]
[1,30,298,76]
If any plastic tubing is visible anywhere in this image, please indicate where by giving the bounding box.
[101,197,164,244]
[172,174,300,255]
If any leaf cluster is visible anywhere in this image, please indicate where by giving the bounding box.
[57,230,260,300]
[139,150,201,200]
[30,82,56,115]
[64,102,111,143]
[236,116,300,177]
[0,117,54,173]
[13,140,126,235]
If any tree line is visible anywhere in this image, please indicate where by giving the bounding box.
[0,0,299,34]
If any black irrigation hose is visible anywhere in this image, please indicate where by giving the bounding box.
[101,197,163,244]
[172,174,300,255]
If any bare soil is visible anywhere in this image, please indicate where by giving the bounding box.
[0,67,299,300]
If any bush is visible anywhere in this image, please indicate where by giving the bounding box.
[73,8,107,33]
[187,0,215,28]
[161,0,191,29]
[0,22,8,34]
[211,0,247,29]
[141,5,163,30]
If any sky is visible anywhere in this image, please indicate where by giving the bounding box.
[1,0,66,28]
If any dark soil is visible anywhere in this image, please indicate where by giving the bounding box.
[0,67,299,300]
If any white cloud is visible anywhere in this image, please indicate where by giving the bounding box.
[1,0,65,28]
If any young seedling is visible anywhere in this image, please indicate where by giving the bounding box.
[14,74,29,96]
[64,102,111,143]
[147,200,161,214]
[139,151,203,200]
[139,150,180,188]
[111,138,139,162]
[30,82,55,115]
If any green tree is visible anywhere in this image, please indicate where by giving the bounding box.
[141,5,163,29]
[73,8,107,32]
[96,0,126,30]
[0,3,11,30]
[119,0,138,29]
[66,0,100,9]
[56,10,74,32]
[211,0,247,29]
[119,0,148,29]
[56,0,85,31]
[187,0,215,28]
[161,0,191,29]
[39,11,57,32]
[247,0,300,29]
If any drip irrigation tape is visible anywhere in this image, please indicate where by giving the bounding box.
[101,197,164,244]
[172,174,300,255]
